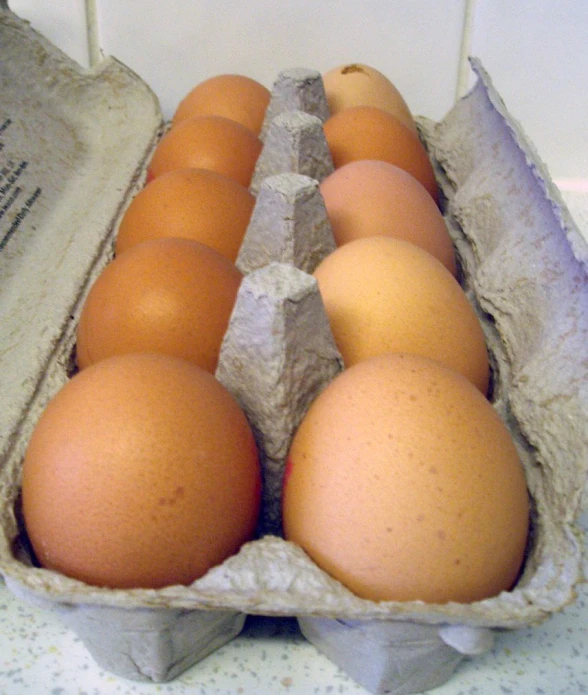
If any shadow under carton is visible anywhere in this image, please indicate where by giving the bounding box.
[0,4,586,692]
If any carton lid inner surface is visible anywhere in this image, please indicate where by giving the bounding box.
[0,6,163,463]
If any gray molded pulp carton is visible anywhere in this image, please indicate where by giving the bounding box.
[1,4,586,694]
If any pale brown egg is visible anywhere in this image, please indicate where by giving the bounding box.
[172,74,270,136]
[147,114,262,187]
[313,236,489,393]
[22,352,261,589]
[320,160,456,275]
[282,352,530,604]
[115,168,255,261]
[76,237,242,373]
[322,63,417,134]
[323,105,439,203]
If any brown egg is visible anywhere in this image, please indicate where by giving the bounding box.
[283,352,530,604]
[76,237,242,373]
[147,115,262,187]
[313,236,489,393]
[172,74,270,136]
[323,106,438,203]
[322,63,417,134]
[320,160,456,275]
[115,168,255,261]
[22,352,261,589]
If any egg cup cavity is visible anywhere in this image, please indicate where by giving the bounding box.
[0,7,586,692]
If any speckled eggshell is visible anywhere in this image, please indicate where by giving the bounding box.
[147,114,262,187]
[282,352,530,604]
[313,235,490,393]
[323,106,439,203]
[76,237,243,374]
[322,63,418,134]
[172,74,270,135]
[21,352,262,590]
[115,168,255,261]
[319,159,457,275]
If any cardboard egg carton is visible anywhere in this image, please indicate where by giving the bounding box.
[1,4,587,694]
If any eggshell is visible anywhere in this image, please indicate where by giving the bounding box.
[313,236,489,393]
[282,352,530,604]
[323,105,439,203]
[172,74,270,136]
[322,63,417,134]
[319,160,456,275]
[147,114,262,187]
[115,168,255,261]
[21,352,261,589]
[76,237,242,373]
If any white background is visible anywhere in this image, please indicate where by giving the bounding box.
[9,0,588,182]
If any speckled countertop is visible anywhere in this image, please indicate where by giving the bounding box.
[0,512,586,695]
[1,187,587,695]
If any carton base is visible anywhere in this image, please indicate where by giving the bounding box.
[59,605,246,683]
[298,617,467,695]
[4,572,246,684]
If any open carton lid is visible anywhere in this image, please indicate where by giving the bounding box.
[0,1,163,473]
[0,0,586,672]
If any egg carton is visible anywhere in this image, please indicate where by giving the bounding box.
[1,4,587,694]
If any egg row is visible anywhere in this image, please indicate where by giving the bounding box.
[20,64,530,606]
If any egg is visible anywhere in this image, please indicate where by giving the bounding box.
[22,352,261,589]
[323,105,438,203]
[313,236,489,393]
[147,114,262,187]
[172,74,270,136]
[322,63,417,134]
[282,352,530,604]
[115,168,255,261]
[320,160,456,275]
[76,237,242,373]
